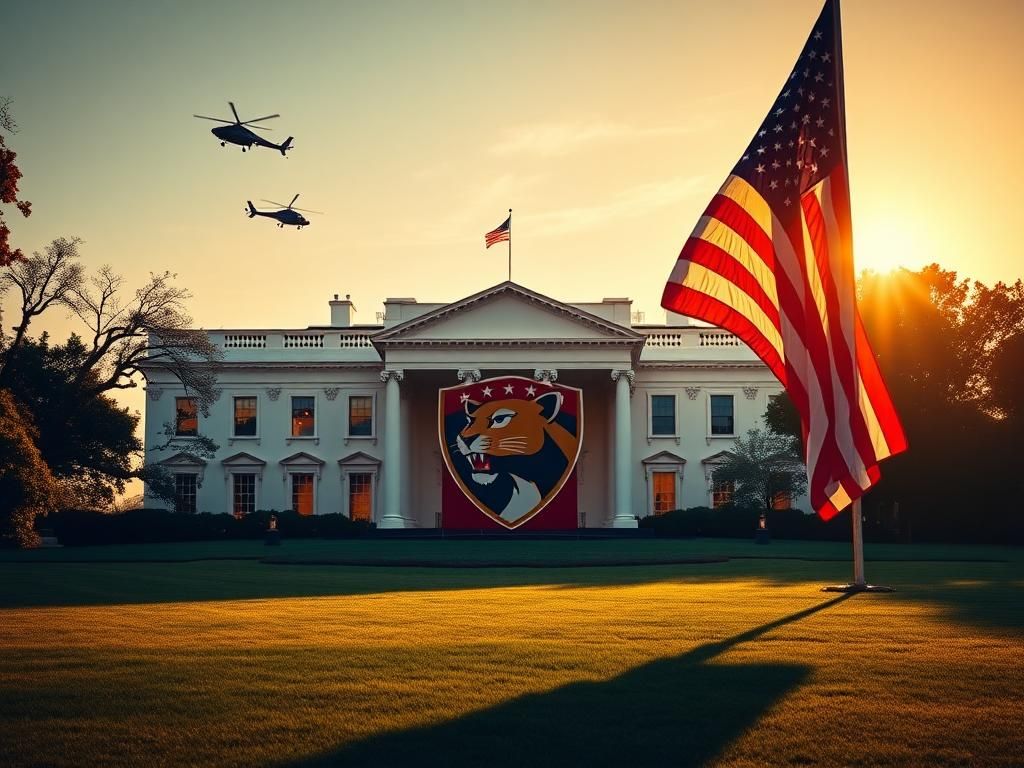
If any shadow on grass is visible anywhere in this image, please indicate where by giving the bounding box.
[282,597,849,768]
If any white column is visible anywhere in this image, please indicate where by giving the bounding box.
[380,369,405,529]
[611,369,637,528]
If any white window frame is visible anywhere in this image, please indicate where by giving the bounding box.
[172,472,199,514]
[339,452,381,522]
[646,391,680,444]
[706,391,737,438]
[173,396,200,439]
[230,393,261,443]
[288,471,318,515]
[229,471,260,516]
[279,452,325,515]
[345,392,377,444]
[288,392,319,444]
[641,452,686,517]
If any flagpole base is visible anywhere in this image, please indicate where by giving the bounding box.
[821,583,895,593]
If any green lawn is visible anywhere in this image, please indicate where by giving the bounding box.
[1,539,1022,767]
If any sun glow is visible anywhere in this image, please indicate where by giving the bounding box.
[853,212,932,276]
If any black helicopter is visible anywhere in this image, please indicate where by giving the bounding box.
[194,102,293,155]
[246,195,322,229]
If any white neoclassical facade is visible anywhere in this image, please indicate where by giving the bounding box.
[141,281,791,528]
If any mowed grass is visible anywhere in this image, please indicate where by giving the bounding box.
[1,539,1022,767]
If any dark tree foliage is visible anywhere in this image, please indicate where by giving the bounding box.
[764,392,802,455]
[0,389,55,547]
[790,265,1024,543]
[0,98,32,267]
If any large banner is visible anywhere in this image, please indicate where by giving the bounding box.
[438,375,583,530]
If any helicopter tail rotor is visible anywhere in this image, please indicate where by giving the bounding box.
[246,201,257,218]
[279,137,294,156]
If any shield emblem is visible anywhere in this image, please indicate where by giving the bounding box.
[438,375,583,529]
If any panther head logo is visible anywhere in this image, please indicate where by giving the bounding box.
[439,376,583,528]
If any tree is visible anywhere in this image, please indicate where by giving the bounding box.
[0,389,55,547]
[0,241,221,526]
[0,97,32,267]
[712,428,808,513]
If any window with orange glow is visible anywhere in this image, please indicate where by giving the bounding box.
[175,398,197,436]
[291,473,314,515]
[712,479,735,509]
[772,491,792,510]
[291,396,315,437]
[349,472,372,522]
[348,396,373,437]
[233,396,257,436]
[652,471,676,515]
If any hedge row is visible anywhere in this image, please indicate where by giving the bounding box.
[39,509,373,547]
[640,506,874,541]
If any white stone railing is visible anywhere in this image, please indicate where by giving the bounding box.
[284,333,325,348]
[644,332,685,348]
[698,331,742,347]
[223,334,267,349]
[209,330,379,354]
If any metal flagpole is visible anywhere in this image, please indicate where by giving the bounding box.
[507,208,512,282]
[819,0,893,595]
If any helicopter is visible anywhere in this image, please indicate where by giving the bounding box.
[246,195,322,229]
[193,102,293,155]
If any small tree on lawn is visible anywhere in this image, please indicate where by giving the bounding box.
[712,428,807,514]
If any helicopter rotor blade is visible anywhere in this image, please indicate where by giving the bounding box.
[229,101,241,123]
[242,114,280,124]
[289,194,300,208]
[194,114,234,124]
[245,124,273,132]
[291,207,323,215]
[261,200,291,208]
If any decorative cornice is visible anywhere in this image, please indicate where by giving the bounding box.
[685,386,701,400]
[743,386,759,400]
[146,388,163,401]
[534,369,558,384]
[457,369,482,383]
[266,387,282,401]
[380,369,405,384]
[324,387,341,401]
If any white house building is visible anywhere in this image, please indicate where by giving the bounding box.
[141,281,792,529]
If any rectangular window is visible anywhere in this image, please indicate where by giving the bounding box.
[652,471,676,515]
[232,473,256,517]
[291,396,315,437]
[712,479,735,509]
[710,395,735,435]
[349,472,373,522]
[772,491,792,511]
[291,473,314,516]
[233,396,257,437]
[348,395,373,437]
[175,397,197,436]
[174,473,197,514]
[650,395,676,436]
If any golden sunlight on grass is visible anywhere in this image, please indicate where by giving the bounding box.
[3,562,1022,767]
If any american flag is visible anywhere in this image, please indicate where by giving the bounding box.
[485,216,511,248]
[661,0,907,519]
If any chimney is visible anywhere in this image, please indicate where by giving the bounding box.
[329,294,356,327]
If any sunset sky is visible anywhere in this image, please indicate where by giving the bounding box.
[4,0,1023,447]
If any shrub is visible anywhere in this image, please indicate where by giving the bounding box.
[42,508,374,546]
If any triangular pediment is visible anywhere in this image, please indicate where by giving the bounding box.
[279,451,325,467]
[158,451,207,468]
[338,451,382,467]
[641,451,687,466]
[221,451,266,467]
[702,450,737,465]
[374,282,642,345]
